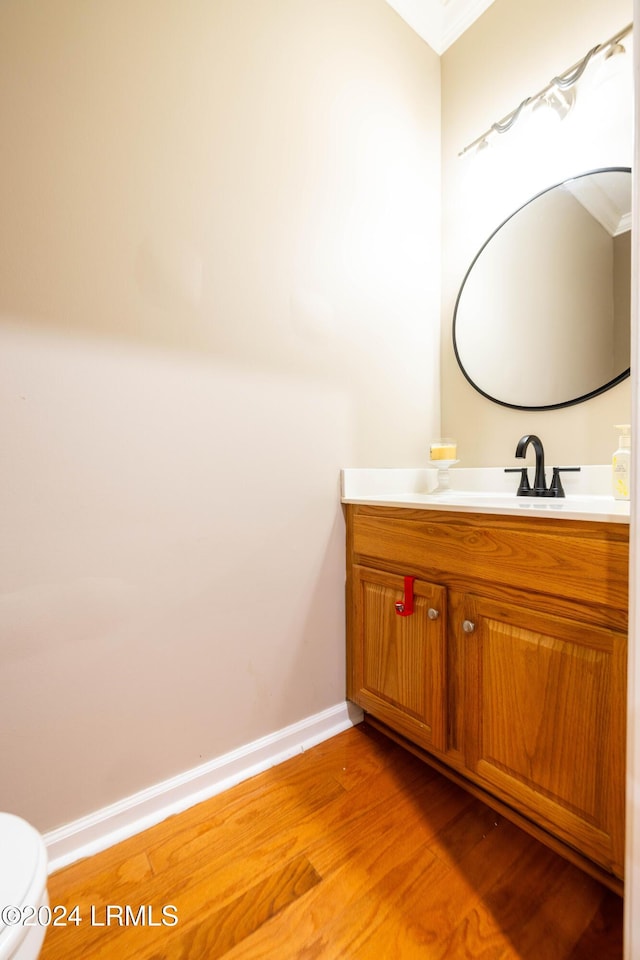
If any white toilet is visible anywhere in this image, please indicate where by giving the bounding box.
[0,814,48,960]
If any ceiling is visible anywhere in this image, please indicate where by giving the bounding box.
[384,0,496,54]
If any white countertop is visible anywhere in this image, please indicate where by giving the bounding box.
[341,467,630,524]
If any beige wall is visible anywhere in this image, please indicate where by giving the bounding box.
[442,0,633,466]
[614,229,632,370]
[0,0,441,831]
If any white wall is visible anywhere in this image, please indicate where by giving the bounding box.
[441,0,633,467]
[0,0,441,831]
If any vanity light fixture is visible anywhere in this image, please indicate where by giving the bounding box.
[605,41,627,64]
[599,39,630,84]
[530,87,575,124]
[545,88,575,121]
[459,21,632,158]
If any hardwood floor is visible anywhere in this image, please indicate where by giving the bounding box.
[40,722,623,959]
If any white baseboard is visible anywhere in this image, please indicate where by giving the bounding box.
[45,701,363,874]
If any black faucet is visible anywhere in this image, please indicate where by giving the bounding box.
[505,434,580,497]
[516,434,547,494]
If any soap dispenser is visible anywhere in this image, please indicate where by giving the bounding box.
[612,424,631,501]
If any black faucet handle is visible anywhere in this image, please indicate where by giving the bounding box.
[505,467,532,497]
[549,466,581,498]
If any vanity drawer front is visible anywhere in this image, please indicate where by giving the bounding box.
[350,507,629,613]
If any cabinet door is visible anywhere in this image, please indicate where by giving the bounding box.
[350,566,447,752]
[459,594,626,877]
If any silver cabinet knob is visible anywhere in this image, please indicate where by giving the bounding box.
[427,608,439,620]
[462,620,476,633]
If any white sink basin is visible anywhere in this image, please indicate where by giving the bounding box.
[341,468,630,523]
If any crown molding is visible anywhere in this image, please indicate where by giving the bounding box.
[385,0,497,54]
[565,176,633,238]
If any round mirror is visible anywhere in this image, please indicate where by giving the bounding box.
[453,168,631,410]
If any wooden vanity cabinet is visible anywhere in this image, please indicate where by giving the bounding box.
[346,504,628,888]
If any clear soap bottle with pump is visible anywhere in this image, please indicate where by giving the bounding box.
[612,424,631,501]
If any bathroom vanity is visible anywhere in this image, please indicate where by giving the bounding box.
[343,469,629,893]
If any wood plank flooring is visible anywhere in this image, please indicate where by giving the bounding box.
[39,722,623,959]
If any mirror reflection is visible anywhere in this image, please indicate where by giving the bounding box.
[453,168,631,410]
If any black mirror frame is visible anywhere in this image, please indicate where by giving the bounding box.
[452,166,632,412]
